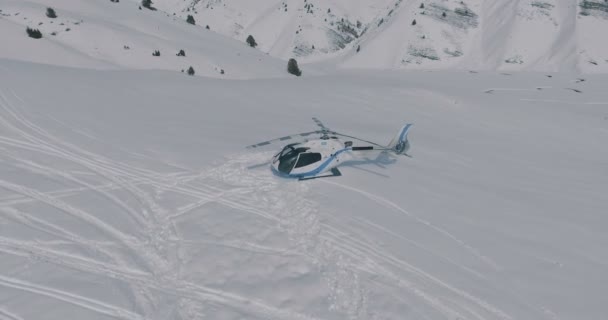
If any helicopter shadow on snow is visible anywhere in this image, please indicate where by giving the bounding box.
[338,152,398,178]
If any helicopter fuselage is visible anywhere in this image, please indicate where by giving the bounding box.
[271,138,348,179]
[247,118,413,180]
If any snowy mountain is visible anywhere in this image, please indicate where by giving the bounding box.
[2,0,607,74]
[155,0,608,73]
[0,0,289,78]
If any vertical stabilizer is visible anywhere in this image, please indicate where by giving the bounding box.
[387,124,413,155]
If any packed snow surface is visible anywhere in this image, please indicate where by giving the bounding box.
[1,59,607,319]
[1,0,608,319]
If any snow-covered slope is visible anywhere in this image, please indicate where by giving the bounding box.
[156,0,608,73]
[0,0,288,78]
[2,1,608,319]
[1,59,607,319]
[153,0,384,59]
[3,0,606,74]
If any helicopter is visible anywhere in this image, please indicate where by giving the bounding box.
[246,118,413,180]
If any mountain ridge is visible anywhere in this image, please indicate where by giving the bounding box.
[155,0,608,73]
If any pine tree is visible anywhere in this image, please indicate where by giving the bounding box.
[46,7,57,18]
[187,66,195,76]
[412,19,417,25]
[142,0,156,10]
[287,58,302,76]
[26,27,43,39]
[186,14,195,25]
[246,35,257,48]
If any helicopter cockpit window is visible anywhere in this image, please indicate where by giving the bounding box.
[279,145,307,158]
[279,145,295,158]
[277,146,310,174]
[294,153,322,169]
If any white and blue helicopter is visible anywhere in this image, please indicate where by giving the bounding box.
[246,118,413,180]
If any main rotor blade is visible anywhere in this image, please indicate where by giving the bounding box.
[246,131,321,149]
[312,117,330,132]
[330,132,386,149]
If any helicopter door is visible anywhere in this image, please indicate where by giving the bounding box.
[294,153,322,169]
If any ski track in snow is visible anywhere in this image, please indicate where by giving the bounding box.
[0,89,324,320]
[349,216,487,279]
[318,223,509,320]
[0,275,146,320]
[0,92,334,318]
[203,156,371,319]
[313,180,515,320]
[0,87,525,319]
[321,180,502,270]
[207,158,514,319]
[0,307,24,320]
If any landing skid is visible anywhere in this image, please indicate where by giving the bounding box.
[298,168,342,181]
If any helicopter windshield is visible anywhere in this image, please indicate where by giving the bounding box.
[277,145,309,174]
[294,153,322,168]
